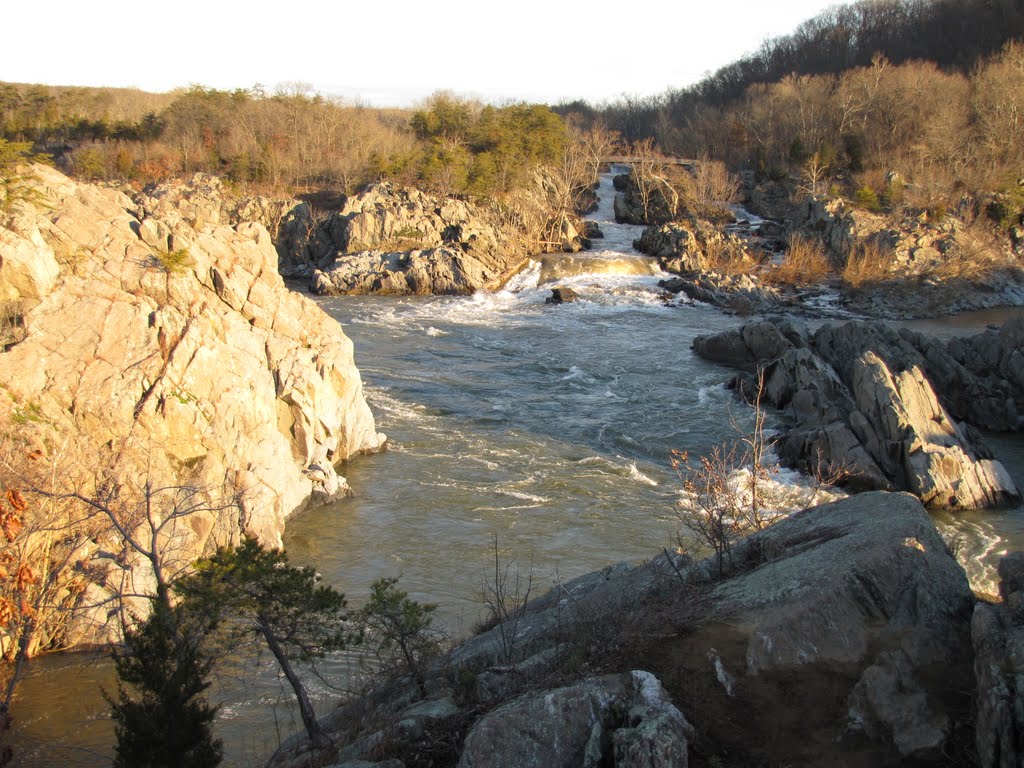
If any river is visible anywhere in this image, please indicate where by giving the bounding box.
[9,170,1024,766]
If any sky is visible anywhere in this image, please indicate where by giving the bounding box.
[6,1,843,106]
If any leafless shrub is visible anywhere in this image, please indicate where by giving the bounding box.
[479,534,533,664]
[0,302,26,350]
[673,372,847,578]
[691,155,741,214]
[841,238,896,289]
[702,236,756,275]
[764,233,833,286]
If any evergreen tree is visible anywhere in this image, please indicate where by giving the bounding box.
[177,537,348,749]
[107,589,222,768]
[353,577,440,696]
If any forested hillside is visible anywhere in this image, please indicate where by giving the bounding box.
[562,0,1024,236]
[588,0,1024,143]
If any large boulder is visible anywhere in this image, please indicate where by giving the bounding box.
[635,219,754,274]
[311,247,493,296]
[850,351,1017,508]
[659,272,780,315]
[136,172,299,251]
[973,551,1024,768]
[693,318,1021,508]
[290,174,579,291]
[458,671,692,768]
[270,493,975,768]
[698,493,974,761]
[0,220,60,306]
[302,184,533,294]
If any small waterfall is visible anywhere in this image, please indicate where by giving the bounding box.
[538,254,663,283]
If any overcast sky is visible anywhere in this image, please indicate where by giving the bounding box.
[7,1,842,106]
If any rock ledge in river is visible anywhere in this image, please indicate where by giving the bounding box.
[693,318,1021,508]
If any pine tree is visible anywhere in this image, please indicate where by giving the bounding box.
[107,589,222,768]
[353,577,439,696]
[177,537,347,749]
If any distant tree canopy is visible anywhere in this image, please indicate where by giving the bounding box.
[555,0,1024,215]
[681,0,1024,109]
[376,92,567,197]
[581,0,1024,147]
[0,82,417,194]
[0,82,572,201]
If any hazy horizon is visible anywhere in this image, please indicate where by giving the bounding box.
[7,1,843,108]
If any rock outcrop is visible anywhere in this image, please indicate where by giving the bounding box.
[310,246,501,296]
[135,173,299,242]
[973,552,1024,768]
[285,173,587,295]
[303,183,533,295]
[0,165,384,639]
[635,219,753,274]
[458,671,693,768]
[796,195,1024,317]
[271,492,976,768]
[659,272,780,314]
[612,171,684,227]
[693,318,1021,508]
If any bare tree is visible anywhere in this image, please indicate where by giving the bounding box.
[0,439,105,712]
[629,138,682,223]
[479,534,534,664]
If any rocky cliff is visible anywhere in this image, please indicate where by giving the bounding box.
[0,165,384,609]
[973,552,1024,768]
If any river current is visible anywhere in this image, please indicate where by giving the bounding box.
[11,171,1024,766]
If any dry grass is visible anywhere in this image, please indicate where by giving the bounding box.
[841,238,896,289]
[929,224,1008,280]
[703,236,757,275]
[763,234,833,286]
[0,300,26,349]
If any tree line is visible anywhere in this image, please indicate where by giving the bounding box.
[0,82,592,204]
[673,43,1024,210]
[577,0,1024,146]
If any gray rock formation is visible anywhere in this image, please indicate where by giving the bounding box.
[693,318,1021,508]
[545,287,579,304]
[311,247,499,296]
[303,183,539,295]
[291,174,586,294]
[0,165,384,643]
[659,272,780,314]
[973,551,1024,768]
[136,172,299,253]
[458,671,692,768]
[274,493,975,768]
[635,220,752,274]
[612,171,679,226]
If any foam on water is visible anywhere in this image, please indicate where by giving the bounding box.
[628,462,660,486]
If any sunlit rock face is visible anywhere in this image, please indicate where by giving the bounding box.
[0,164,385,555]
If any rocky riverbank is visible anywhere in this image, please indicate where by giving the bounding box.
[288,172,588,296]
[617,167,1024,320]
[270,492,1001,768]
[0,164,384,645]
[692,317,1023,509]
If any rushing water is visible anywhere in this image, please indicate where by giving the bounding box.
[10,170,1024,766]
